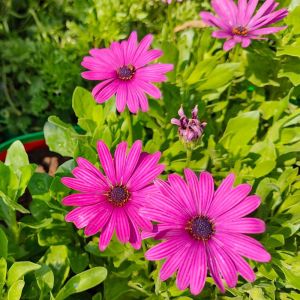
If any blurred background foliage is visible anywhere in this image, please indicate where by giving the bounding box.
[0,0,300,299]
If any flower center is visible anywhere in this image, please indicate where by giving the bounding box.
[107,185,130,207]
[232,26,248,36]
[117,64,136,80]
[186,216,215,241]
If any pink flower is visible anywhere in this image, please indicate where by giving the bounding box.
[81,31,173,113]
[61,140,164,251]
[142,170,271,295]
[200,0,288,51]
[171,105,207,143]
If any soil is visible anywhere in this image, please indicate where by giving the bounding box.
[28,146,69,176]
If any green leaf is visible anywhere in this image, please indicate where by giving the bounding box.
[7,261,41,287]
[0,191,30,214]
[55,267,107,300]
[35,264,54,294]
[0,228,8,259]
[68,248,89,274]
[0,257,7,294]
[278,57,300,86]
[5,141,29,170]
[220,111,260,155]
[7,280,25,300]
[72,87,104,132]
[39,246,70,292]
[44,116,79,157]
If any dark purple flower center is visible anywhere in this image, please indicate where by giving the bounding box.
[186,216,215,241]
[107,185,130,207]
[232,26,248,36]
[117,64,136,80]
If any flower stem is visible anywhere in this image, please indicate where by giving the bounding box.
[186,148,192,168]
[125,109,133,145]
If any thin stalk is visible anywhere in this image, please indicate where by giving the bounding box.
[186,148,192,168]
[125,109,133,145]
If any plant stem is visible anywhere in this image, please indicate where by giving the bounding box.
[125,109,133,145]
[186,148,192,168]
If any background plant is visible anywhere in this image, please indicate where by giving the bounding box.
[0,0,300,299]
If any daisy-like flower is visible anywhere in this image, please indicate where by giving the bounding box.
[171,105,207,144]
[200,0,288,51]
[142,170,271,295]
[61,140,164,251]
[81,31,173,113]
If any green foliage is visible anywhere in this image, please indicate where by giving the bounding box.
[0,0,300,299]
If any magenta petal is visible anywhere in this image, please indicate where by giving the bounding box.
[190,242,207,295]
[136,64,173,82]
[217,195,261,221]
[134,49,164,68]
[212,30,232,38]
[160,245,189,281]
[115,209,130,243]
[72,167,108,189]
[99,211,116,251]
[210,183,252,219]
[128,164,165,192]
[217,233,271,262]
[124,203,152,231]
[132,34,153,64]
[250,26,287,36]
[91,79,114,103]
[61,177,102,193]
[217,218,266,234]
[62,193,105,206]
[126,84,140,113]
[245,0,259,22]
[110,41,124,66]
[97,140,116,184]
[126,31,138,63]
[116,83,128,113]
[84,208,112,236]
[168,173,196,214]
[207,248,225,292]
[89,48,118,68]
[184,169,200,214]
[65,204,105,229]
[237,0,247,25]
[241,37,252,48]
[81,71,115,81]
[134,79,162,99]
[128,217,142,249]
[176,244,194,290]
[223,39,237,51]
[135,89,149,112]
[208,240,238,288]
[76,157,109,186]
[145,238,187,260]
[122,140,142,184]
[114,141,127,183]
[93,80,119,104]
[250,0,277,24]
[198,171,214,215]
[199,11,229,31]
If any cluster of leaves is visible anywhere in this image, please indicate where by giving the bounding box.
[0,0,300,299]
[0,0,202,140]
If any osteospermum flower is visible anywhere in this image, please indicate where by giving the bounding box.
[81,31,173,113]
[61,140,164,251]
[200,0,288,51]
[142,170,271,295]
[171,105,207,144]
